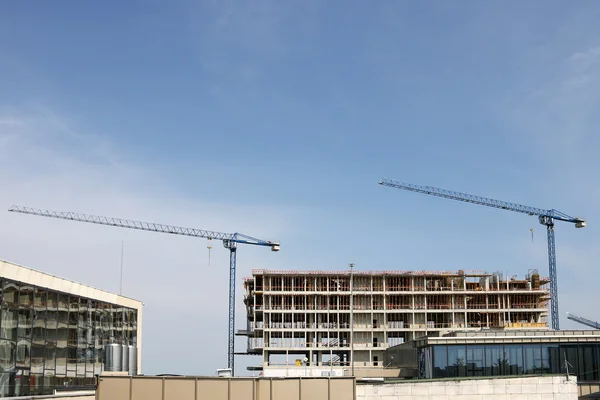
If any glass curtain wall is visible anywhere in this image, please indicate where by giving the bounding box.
[0,279,137,397]
[430,343,600,382]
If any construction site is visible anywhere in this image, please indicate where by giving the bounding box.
[241,268,550,376]
[3,180,595,399]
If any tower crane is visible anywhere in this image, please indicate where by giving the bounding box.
[566,312,600,329]
[8,205,280,375]
[379,178,585,330]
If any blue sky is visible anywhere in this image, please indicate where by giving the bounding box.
[1,1,600,375]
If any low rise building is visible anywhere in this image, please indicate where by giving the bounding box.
[0,259,143,397]
[386,329,600,385]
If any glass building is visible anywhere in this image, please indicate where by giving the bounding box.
[386,329,600,384]
[427,343,599,380]
[0,259,142,397]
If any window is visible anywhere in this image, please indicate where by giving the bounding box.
[0,373,14,397]
[18,286,33,309]
[561,346,579,377]
[447,345,466,377]
[17,309,32,338]
[578,345,598,382]
[485,345,505,376]
[467,345,485,376]
[46,292,57,311]
[57,294,68,312]
[505,344,523,375]
[542,344,560,374]
[2,282,18,307]
[55,347,67,376]
[0,339,16,372]
[433,345,448,378]
[524,344,543,374]
[45,344,56,371]
[16,339,30,368]
[0,309,17,341]
[34,289,47,309]
[30,344,44,374]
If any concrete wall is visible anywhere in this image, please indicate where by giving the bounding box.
[357,375,578,400]
[10,392,95,400]
[96,376,355,400]
[262,367,401,379]
[578,382,600,397]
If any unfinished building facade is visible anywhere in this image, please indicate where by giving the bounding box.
[241,269,550,376]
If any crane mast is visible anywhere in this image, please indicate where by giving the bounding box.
[8,205,280,375]
[379,178,585,330]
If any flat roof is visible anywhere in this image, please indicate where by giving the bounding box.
[251,269,494,277]
[0,259,142,310]
[410,329,600,346]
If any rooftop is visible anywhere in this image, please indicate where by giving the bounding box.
[410,329,600,346]
[246,269,550,282]
[0,258,142,309]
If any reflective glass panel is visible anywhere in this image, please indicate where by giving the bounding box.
[57,294,68,311]
[579,345,598,381]
[67,347,77,371]
[45,344,56,371]
[485,345,505,376]
[18,286,33,309]
[0,308,17,341]
[0,339,16,371]
[47,292,57,311]
[29,373,43,395]
[543,344,560,374]
[447,345,466,377]
[55,347,67,376]
[433,345,448,378]
[467,345,484,376]
[524,344,542,374]
[32,326,45,346]
[505,344,523,375]
[14,369,30,397]
[559,345,576,377]
[17,309,32,338]
[33,289,47,310]
[2,282,18,308]
[16,339,30,368]
[0,373,13,397]
[30,343,44,374]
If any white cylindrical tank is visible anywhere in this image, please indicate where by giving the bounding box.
[104,343,122,371]
[128,346,138,375]
[121,344,129,373]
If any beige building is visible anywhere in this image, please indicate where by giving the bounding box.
[241,269,549,376]
[0,259,143,397]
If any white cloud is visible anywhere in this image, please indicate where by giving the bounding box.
[0,105,295,374]
[0,118,24,127]
[568,45,600,68]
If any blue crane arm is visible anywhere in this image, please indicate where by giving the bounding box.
[8,206,280,248]
[379,179,582,224]
[566,312,600,329]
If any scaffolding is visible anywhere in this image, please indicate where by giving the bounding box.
[243,269,551,371]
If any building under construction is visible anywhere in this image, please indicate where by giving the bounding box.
[241,269,550,376]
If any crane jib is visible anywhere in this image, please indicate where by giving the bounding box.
[379,178,585,331]
[8,204,279,375]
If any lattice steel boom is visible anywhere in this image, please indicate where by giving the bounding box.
[8,205,280,375]
[566,312,600,329]
[379,178,585,330]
